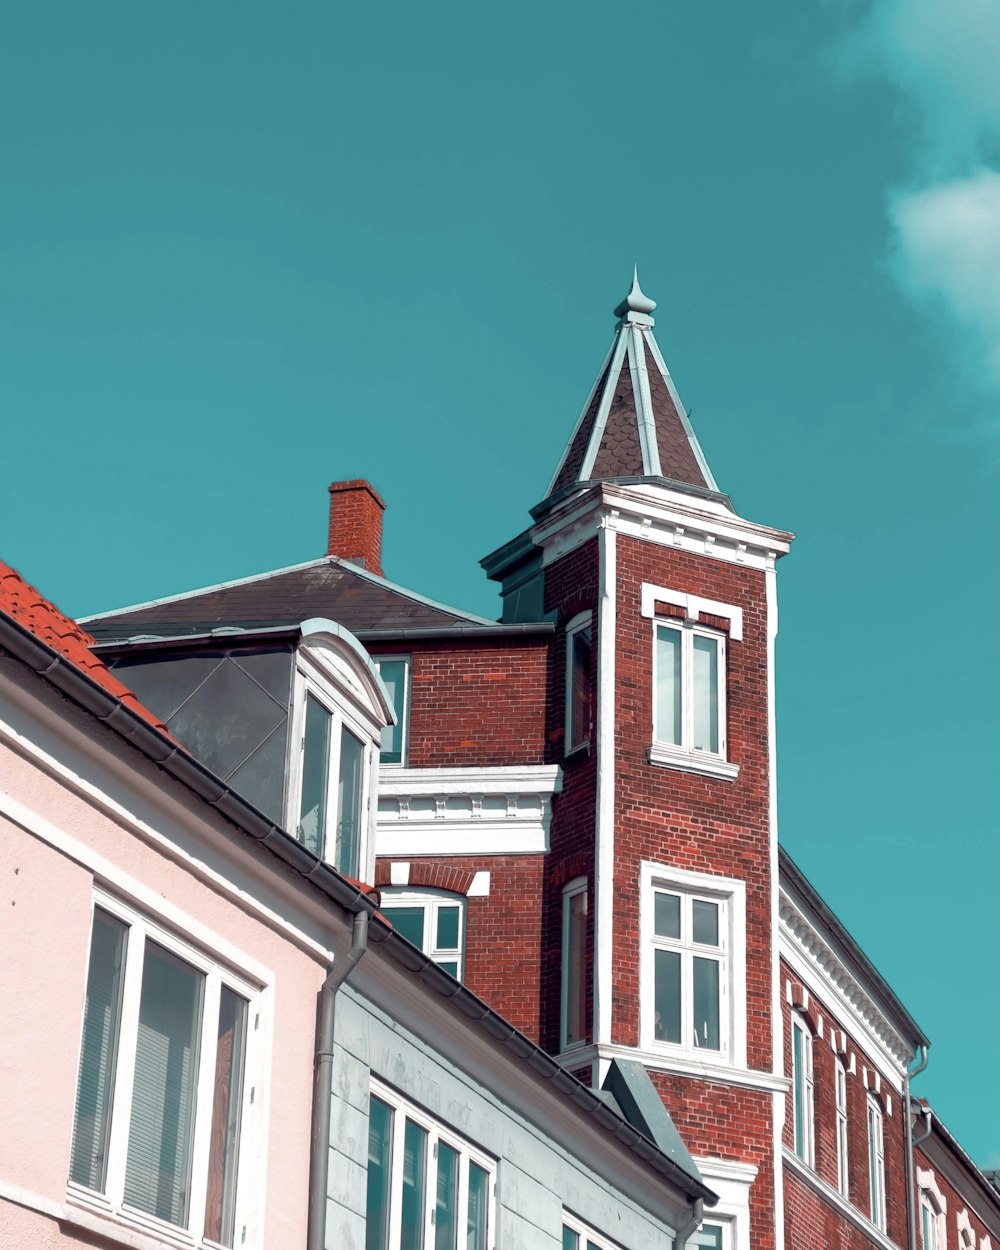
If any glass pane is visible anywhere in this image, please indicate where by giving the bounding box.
[466,1162,489,1250]
[569,625,593,748]
[299,694,331,856]
[389,906,426,949]
[565,889,588,1046]
[654,949,681,1043]
[366,1096,393,1250]
[562,1228,580,1250]
[71,909,128,1192]
[698,1224,724,1250]
[692,958,720,1050]
[203,987,248,1247]
[793,1025,806,1157]
[655,625,682,745]
[437,960,459,978]
[124,941,204,1228]
[436,906,460,951]
[336,728,365,877]
[692,899,719,946]
[692,635,719,753]
[401,1118,427,1250]
[378,660,406,764]
[434,1141,459,1250]
[654,891,680,939]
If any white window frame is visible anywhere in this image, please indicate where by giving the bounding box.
[791,1013,815,1167]
[375,655,410,766]
[917,1169,948,1249]
[67,890,262,1249]
[564,611,594,755]
[867,1094,887,1231]
[693,1219,734,1249]
[286,650,379,879]
[560,877,588,1051]
[834,1055,849,1196]
[378,889,465,979]
[562,1210,625,1250]
[368,1078,495,1250]
[640,862,747,1066]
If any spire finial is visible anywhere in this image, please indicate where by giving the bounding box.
[614,267,657,320]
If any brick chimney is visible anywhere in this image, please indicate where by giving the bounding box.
[327,480,385,575]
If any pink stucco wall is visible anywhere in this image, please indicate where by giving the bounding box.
[0,732,328,1249]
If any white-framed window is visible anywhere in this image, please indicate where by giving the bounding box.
[69,893,259,1248]
[653,617,726,761]
[791,1014,815,1166]
[367,1079,495,1250]
[560,877,588,1050]
[641,863,746,1065]
[288,653,379,879]
[565,612,594,754]
[918,1170,948,1249]
[867,1095,886,1231]
[693,1221,733,1249]
[375,656,410,765]
[379,890,464,979]
[562,1211,624,1250]
[834,1055,849,1195]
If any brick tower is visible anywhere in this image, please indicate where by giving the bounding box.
[483,271,794,1244]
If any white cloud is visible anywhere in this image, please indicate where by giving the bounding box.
[891,169,1000,387]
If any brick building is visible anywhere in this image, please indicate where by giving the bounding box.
[79,273,997,1249]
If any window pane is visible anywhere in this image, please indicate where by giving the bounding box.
[692,957,720,1050]
[563,1229,580,1250]
[692,635,719,753]
[401,1118,427,1250]
[467,1161,489,1250]
[793,1025,807,1158]
[336,728,365,877]
[203,987,248,1247]
[438,960,459,978]
[390,906,426,949]
[655,626,682,745]
[299,695,331,856]
[692,899,719,946]
[378,660,407,764]
[434,1141,459,1250]
[698,1225,724,1250]
[654,949,681,1043]
[436,906,460,950]
[569,625,593,748]
[71,909,128,1192]
[366,1096,393,1250]
[124,941,204,1229]
[565,889,588,1046]
[654,891,681,939]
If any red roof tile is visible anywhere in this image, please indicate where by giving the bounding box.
[0,560,169,733]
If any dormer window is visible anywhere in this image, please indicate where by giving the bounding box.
[297,690,367,873]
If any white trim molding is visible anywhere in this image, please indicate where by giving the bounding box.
[692,1156,757,1250]
[376,765,562,857]
[640,583,743,640]
[783,1148,897,1250]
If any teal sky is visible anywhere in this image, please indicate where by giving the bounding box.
[2,2,996,1165]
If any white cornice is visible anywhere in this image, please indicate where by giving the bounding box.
[376,764,562,857]
[779,891,913,1083]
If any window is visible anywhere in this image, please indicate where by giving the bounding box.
[69,896,257,1248]
[693,1223,732,1250]
[565,613,594,754]
[918,1172,949,1249]
[376,657,410,765]
[560,878,588,1050]
[289,658,377,878]
[834,1056,849,1195]
[562,1212,623,1250]
[366,1080,494,1250]
[641,863,745,1064]
[791,1015,815,1166]
[379,891,464,979]
[653,618,726,760]
[867,1095,886,1231]
[920,1196,939,1249]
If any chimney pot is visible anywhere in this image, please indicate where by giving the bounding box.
[327,480,385,575]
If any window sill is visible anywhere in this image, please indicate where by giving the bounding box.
[647,744,739,781]
[782,1149,895,1250]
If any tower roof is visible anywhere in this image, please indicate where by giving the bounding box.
[543,270,720,507]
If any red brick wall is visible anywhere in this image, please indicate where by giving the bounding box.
[913,1134,1000,1248]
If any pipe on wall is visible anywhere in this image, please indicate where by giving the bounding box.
[673,1199,704,1250]
[903,1044,929,1250]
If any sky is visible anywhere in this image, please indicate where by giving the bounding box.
[1,1,996,1167]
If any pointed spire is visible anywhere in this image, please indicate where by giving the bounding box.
[542,271,720,506]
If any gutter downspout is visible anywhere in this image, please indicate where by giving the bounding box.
[903,1044,929,1250]
[673,1199,704,1250]
[307,910,369,1250]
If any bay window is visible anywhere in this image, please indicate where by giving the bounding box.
[69,897,257,1248]
[366,1081,494,1250]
